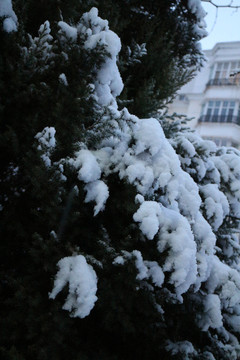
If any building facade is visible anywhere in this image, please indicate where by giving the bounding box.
[167,41,240,148]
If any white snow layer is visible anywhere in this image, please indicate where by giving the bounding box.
[133,201,161,240]
[0,0,18,32]
[84,180,109,216]
[82,7,123,108]
[144,260,165,287]
[198,294,223,331]
[200,184,229,231]
[49,255,98,318]
[71,149,101,183]
[58,21,78,41]
[57,8,123,108]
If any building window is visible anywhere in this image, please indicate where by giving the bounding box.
[178,94,188,102]
[208,61,240,85]
[205,100,235,120]
[199,100,240,124]
[214,62,229,80]
[179,94,185,101]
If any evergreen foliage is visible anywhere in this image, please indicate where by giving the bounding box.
[1,2,240,360]
[13,0,206,118]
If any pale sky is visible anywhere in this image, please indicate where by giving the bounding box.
[200,0,240,50]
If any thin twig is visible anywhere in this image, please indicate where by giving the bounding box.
[202,0,240,9]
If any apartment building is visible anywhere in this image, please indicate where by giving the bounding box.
[167,41,240,148]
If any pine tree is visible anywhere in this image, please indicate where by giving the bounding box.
[1,2,240,360]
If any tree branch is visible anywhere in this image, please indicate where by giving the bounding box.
[202,0,240,9]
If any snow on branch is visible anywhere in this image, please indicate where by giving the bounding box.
[0,0,18,32]
[49,255,98,318]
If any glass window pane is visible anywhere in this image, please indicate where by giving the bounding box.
[217,63,222,70]
[223,62,229,69]
[230,101,235,107]
[223,101,228,107]
[215,101,221,107]
[208,101,214,107]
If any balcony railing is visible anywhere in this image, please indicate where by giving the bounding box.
[207,78,240,86]
[199,115,240,125]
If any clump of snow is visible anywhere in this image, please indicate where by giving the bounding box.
[35,127,56,167]
[188,0,206,21]
[166,340,197,358]
[35,127,56,149]
[113,256,125,265]
[224,314,240,333]
[206,257,240,309]
[79,7,123,108]
[50,230,58,240]
[134,118,164,156]
[144,260,165,287]
[192,212,216,290]
[58,21,78,42]
[132,250,148,280]
[0,0,18,32]
[198,294,223,331]
[59,73,68,86]
[200,184,229,231]
[213,151,240,218]
[135,193,144,204]
[133,201,197,298]
[84,180,109,216]
[133,201,161,240]
[157,207,197,299]
[70,149,101,183]
[79,7,108,36]
[49,255,98,318]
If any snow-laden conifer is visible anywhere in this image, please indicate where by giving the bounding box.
[2,2,240,359]
[45,8,240,358]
